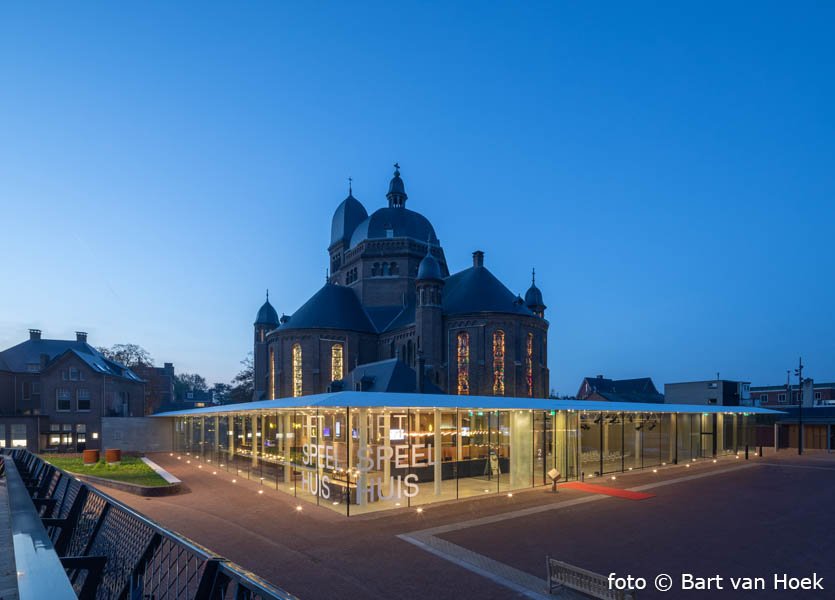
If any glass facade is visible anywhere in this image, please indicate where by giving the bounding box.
[170,405,757,516]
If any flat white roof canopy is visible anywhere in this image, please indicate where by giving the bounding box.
[153,391,783,417]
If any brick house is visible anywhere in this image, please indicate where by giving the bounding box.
[0,329,145,451]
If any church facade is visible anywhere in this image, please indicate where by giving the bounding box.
[253,166,549,400]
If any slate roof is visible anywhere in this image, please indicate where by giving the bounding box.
[0,338,144,382]
[277,283,376,333]
[343,359,443,394]
[349,207,438,248]
[442,265,535,316]
[582,376,659,395]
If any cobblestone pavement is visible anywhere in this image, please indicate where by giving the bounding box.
[97,451,834,600]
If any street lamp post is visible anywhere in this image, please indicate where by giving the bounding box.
[795,357,804,456]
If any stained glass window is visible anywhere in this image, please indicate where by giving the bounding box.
[331,343,344,382]
[456,332,470,395]
[292,343,303,397]
[492,330,505,395]
[526,333,534,397]
[269,347,276,399]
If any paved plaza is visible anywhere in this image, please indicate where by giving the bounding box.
[99,451,835,599]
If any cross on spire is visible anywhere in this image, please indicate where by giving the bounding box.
[531,268,536,284]
[266,288,269,301]
[348,176,352,195]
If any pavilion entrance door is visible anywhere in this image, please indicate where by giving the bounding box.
[701,413,717,458]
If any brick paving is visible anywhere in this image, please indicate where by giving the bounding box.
[96,451,835,600]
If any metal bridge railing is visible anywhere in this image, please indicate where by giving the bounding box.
[4,448,299,600]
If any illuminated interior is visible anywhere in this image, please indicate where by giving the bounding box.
[163,393,775,516]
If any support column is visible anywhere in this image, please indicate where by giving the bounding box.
[251,414,258,467]
[214,416,220,458]
[261,414,268,460]
[774,423,779,452]
[383,413,391,495]
[357,408,368,506]
[228,415,234,460]
[434,409,442,496]
[669,414,677,463]
[199,417,205,458]
[283,413,292,484]
[828,424,831,454]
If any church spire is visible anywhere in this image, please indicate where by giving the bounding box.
[387,162,408,208]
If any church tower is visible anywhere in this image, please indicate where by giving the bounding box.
[254,291,279,400]
[415,244,444,390]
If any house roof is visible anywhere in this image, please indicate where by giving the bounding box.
[0,338,143,382]
[153,391,785,417]
[582,376,659,395]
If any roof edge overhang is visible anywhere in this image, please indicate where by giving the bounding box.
[152,391,786,418]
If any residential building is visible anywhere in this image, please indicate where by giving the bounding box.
[133,362,175,414]
[664,379,751,406]
[0,329,145,451]
[751,380,835,407]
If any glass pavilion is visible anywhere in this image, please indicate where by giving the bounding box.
[156,391,780,516]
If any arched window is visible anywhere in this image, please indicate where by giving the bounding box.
[526,333,534,397]
[331,343,344,382]
[492,330,505,395]
[269,347,276,399]
[456,332,470,395]
[292,343,303,397]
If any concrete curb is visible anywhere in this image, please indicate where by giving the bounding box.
[74,473,183,497]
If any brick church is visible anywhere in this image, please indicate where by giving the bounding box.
[253,165,549,399]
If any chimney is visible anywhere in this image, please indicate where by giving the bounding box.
[597,375,604,379]
[76,331,88,343]
[29,329,42,341]
[472,250,484,268]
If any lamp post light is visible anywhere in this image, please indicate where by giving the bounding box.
[795,357,804,456]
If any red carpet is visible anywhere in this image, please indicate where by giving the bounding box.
[560,482,655,500]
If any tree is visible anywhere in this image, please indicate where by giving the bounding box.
[174,373,208,401]
[230,353,254,404]
[97,343,153,368]
[210,382,232,405]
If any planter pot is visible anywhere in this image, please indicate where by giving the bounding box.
[105,448,122,465]
[83,449,100,465]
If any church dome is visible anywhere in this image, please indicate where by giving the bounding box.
[330,191,368,248]
[255,294,279,327]
[417,250,442,281]
[349,207,438,248]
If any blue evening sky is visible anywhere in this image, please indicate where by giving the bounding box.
[1,2,833,393]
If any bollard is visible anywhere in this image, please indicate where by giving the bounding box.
[745,445,749,460]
